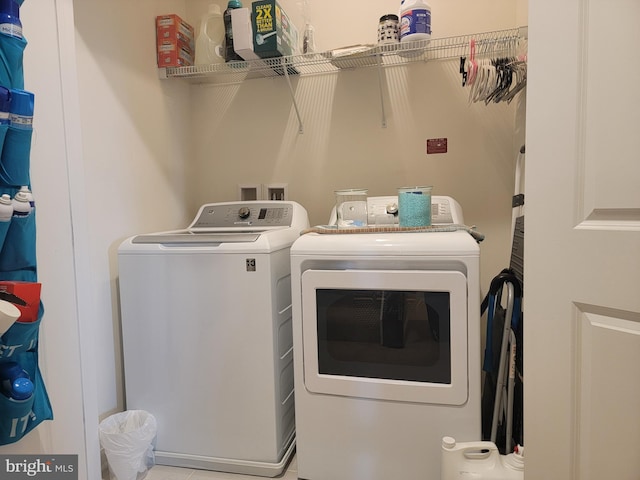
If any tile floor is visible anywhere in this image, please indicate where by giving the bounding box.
[105,455,298,480]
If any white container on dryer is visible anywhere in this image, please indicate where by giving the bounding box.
[441,437,524,480]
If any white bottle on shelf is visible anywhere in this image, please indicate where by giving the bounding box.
[12,191,31,216]
[399,0,431,43]
[302,23,316,53]
[195,4,225,65]
[0,194,13,221]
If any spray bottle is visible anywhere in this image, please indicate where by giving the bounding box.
[301,0,315,54]
[0,194,12,222]
[12,190,31,216]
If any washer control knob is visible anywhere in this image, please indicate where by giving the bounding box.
[386,203,398,215]
[238,207,251,219]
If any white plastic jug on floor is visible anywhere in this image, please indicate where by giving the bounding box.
[441,437,524,480]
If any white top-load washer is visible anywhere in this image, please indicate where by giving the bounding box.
[118,201,309,477]
[290,196,481,480]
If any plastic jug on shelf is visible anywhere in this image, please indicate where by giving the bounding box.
[195,4,225,65]
[399,0,431,43]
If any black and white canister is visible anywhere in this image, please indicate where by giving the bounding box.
[378,14,400,44]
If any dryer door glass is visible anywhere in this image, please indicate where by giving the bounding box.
[316,289,451,384]
[301,269,468,405]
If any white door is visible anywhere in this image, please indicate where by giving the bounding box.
[525,1,640,479]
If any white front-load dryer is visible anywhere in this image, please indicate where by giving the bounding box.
[290,196,481,480]
[118,201,309,477]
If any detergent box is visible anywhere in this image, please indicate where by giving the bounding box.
[156,42,194,67]
[251,0,299,58]
[156,14,195,67]
[231,8,261,61]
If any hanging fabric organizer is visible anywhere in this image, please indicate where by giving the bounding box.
[0,0,53,446]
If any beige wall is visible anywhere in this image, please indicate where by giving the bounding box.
[73,0,194,419]
[184,0,525,292]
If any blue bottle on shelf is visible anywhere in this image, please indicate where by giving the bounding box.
[0,361,34,401]
[9,88,33,129]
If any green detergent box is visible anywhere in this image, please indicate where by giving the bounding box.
[251,0,299,58]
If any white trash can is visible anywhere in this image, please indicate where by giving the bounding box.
[99,410,157,480]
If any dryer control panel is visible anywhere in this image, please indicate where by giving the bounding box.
[189,202,294,229]
[366,196,461,226]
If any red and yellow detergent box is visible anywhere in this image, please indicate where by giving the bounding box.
[156,14,195,67]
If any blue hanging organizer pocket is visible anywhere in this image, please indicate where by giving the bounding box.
[0,33,25,90]
[0,126,31,186]
[0,89,33,187]
[0,219,9,252]
[0,87,10,186]
[0,305,53,445]
[0,3,52,444]
[0,210,36,278]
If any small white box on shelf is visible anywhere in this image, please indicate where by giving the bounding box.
[231,8,261,61]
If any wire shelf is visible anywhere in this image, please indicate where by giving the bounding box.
[161,27,527,85]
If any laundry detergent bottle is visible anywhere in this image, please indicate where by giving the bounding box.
[399,0,431,42]
[223,0,243,62]
[195,4,225,65]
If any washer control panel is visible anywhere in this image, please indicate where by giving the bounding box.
[189,202,294,229]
